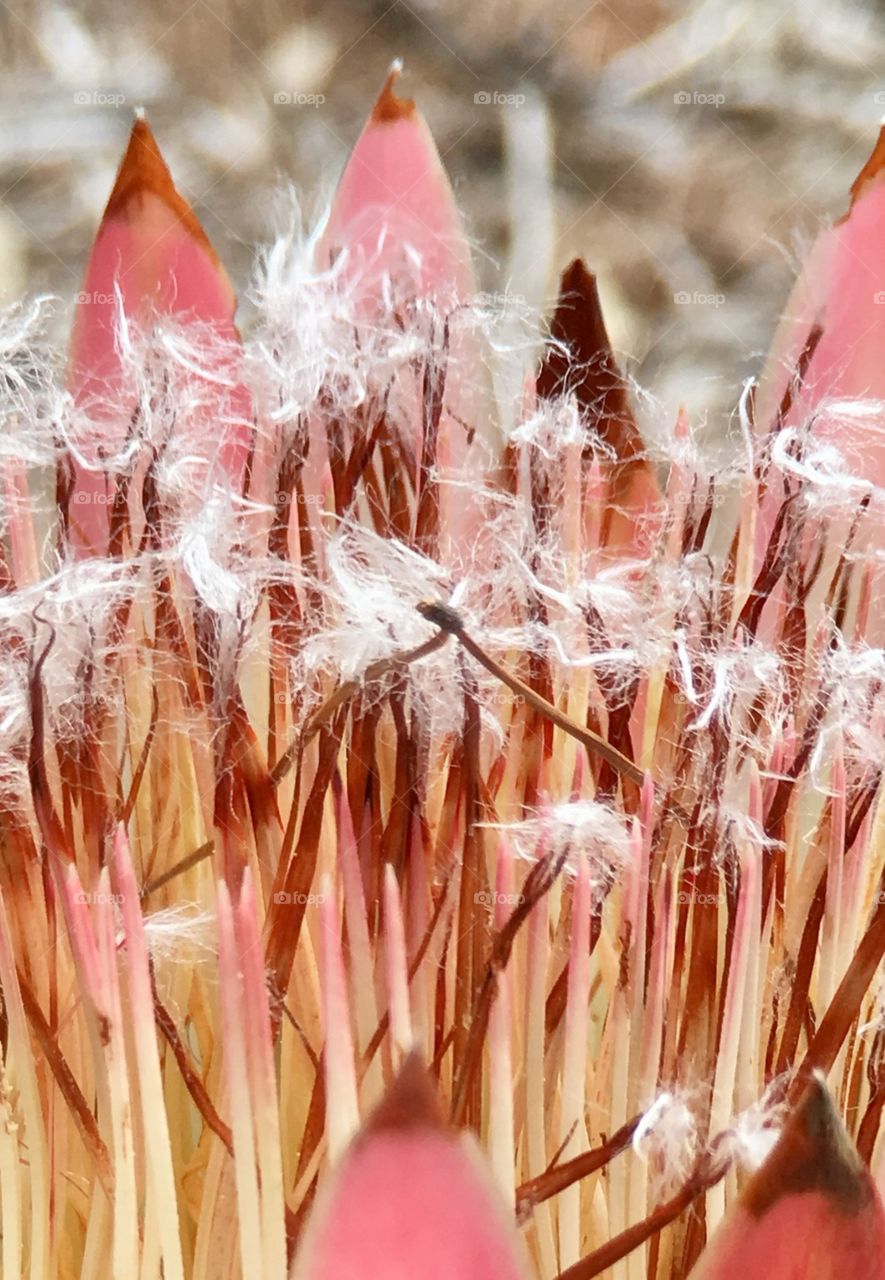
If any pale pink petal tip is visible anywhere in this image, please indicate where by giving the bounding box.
[758,127,885,532]
[292,1053,531,1280]
[68,116,251,551]
[691,1075,885,1277]
[319,65,474,301]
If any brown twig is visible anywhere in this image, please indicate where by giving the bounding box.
[516,1114,641,1221]
[554,1152,729,1279]
[140,839,215,900]
[269,629,450,786]
[416,601,644,785]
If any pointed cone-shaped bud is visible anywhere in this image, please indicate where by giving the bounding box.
[690,1076,885,1278]
[537,261,631,424]
[291,1053,531,1280]
[316,66,489,564]
[759,129,885,430]
[68,117,251,553]
[757,129,885,547]
[538,259,660,554]
[318,64,473,301]
[75,117,239,330]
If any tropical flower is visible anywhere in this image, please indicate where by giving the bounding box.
[1,65,885,1280]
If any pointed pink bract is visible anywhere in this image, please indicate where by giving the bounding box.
[319,67,473,300]
[68,118,252,553]
[757,129,885,559]
[317,67,486,563]
[691,1078,885,1279]
[292,1055,531,1280]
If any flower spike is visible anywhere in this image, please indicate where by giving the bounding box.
[319,64,473,301]
[538,259,661,555]
[6,77,885,1280]
[318,65,489,562]
[690,1076,885,1278]
[757,127,885,562]
[67,115,251,553]
[291,1053,532,1280]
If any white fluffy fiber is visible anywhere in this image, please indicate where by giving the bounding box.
[0,201,883,836]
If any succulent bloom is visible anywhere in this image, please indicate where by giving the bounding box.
[691,1075,885,1278]
[67,116,252,555]
[757,127,885,539]
[1,71,885,1280]
[292,1052,532,1280]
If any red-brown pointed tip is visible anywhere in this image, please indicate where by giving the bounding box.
[106,117,173,216]
[538,257,637,446]
[103,117,217,261]
[744,1075,872,1219]
[846,125,885,213]
[363,1052,447,1136]
[560,257,598,295]
[371,64,416,124]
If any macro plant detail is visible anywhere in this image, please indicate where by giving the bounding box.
[1,64,885,1280]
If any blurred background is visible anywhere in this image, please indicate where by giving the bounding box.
[0,0,884,424]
